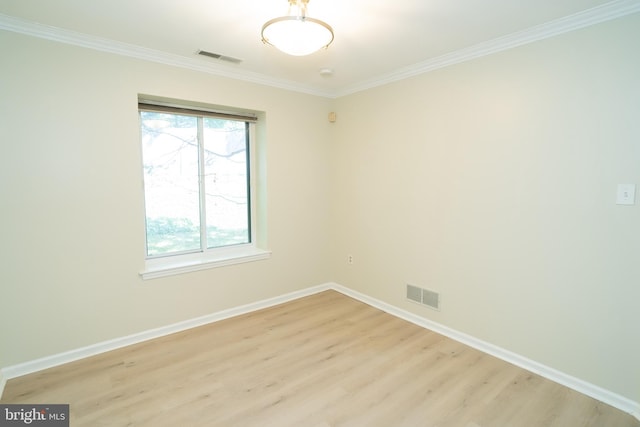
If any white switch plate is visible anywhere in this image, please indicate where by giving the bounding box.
[616,184,636,205]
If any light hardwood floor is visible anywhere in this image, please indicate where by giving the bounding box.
[2,290,638,427]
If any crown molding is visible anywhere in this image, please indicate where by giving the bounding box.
[0,13,334,98]
[335,0,640,97]
[1,0,639,99]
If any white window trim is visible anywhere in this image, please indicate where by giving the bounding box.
[138,97,269,280]
[140,244,271,280]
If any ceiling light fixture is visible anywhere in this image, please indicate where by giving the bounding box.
[261,0,334,56]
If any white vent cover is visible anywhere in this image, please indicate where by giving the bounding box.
[406,284,440,310]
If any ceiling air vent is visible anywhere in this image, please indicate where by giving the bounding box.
[197,50,243,64]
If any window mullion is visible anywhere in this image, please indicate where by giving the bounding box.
[197,117,207,251]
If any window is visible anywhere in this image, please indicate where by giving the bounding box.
[138,100,269,279]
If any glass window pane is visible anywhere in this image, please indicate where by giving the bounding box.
[141,112,201,256]
[202,118,250,248]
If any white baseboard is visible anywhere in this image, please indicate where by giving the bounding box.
[0,370,6,401]
[0,283,331,399]
[2,281,638,421]
[328,282,640,421]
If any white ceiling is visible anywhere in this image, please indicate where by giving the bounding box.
[1,0,638,97]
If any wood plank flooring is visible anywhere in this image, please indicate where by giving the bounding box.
[2,290,638,426]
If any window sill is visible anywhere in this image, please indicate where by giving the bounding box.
[140,246,271,280]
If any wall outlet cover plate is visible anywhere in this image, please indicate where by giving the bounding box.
[616,184,636,205]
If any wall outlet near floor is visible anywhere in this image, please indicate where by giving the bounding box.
[406,284,440,311]
[347,254,354,265]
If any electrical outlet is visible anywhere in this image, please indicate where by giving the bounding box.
[347,254,353,265]
[617,184,636,205]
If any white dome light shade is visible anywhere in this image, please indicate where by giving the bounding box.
[261,0,334,56]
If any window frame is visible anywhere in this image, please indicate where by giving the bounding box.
[138,98,270,280]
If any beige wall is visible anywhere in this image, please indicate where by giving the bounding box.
[1,12,639,405]
[330,14,640,402]
[0,32,332,368]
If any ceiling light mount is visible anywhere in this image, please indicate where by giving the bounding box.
[261,0,334,56]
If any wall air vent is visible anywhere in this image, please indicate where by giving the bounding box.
[407,284,422,304]
[406,284,440,311]
[197,50,243,64]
